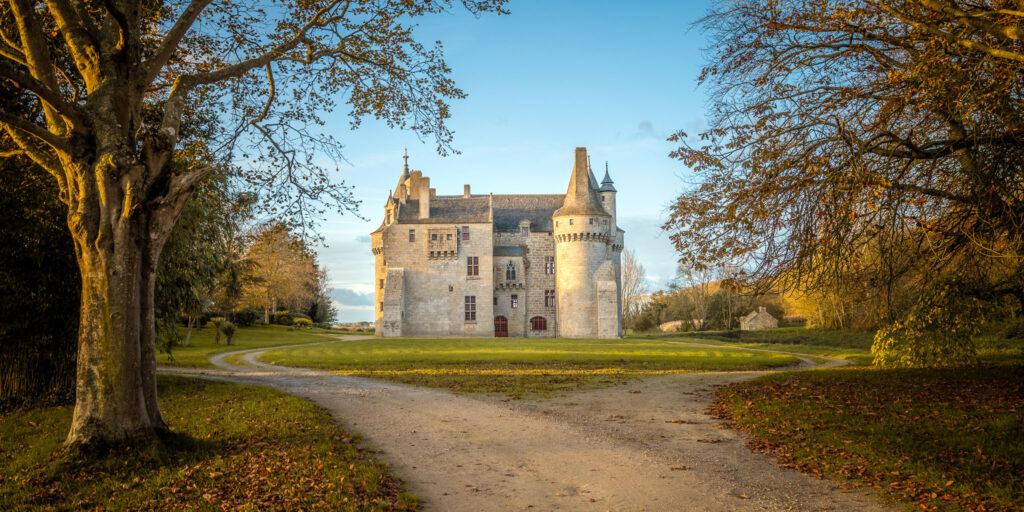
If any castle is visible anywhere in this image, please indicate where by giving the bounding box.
[371,147,624,338]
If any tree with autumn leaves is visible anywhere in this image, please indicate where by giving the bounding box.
[0,0,506,450]
[666,1,1023,364]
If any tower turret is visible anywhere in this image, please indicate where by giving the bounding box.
[599,162,617,237]
[552,147,618,338]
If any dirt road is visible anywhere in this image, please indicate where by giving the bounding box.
[161,340,889,511]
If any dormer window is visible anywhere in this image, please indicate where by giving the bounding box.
[505,261,516,281]
[521,226,529,237]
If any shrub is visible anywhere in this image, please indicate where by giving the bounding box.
[274,311,294,326]
[233,309,259,327]
[293,318,313,329]
[1000,320,1024,340]
[210,317,225,344]
[872,278,984,368]
[220,321,237,345]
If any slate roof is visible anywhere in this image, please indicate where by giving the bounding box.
[392,193,566,231]
[493,246,525,256]
[491,194,564,231]
[395,197,490,224]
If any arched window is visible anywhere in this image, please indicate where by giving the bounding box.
[505,261,516,281]
[530,316,547,331]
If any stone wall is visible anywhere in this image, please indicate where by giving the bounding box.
[375,221,494,337]
[493,226,558,337]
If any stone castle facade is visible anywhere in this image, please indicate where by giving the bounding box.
[371,147,624,338]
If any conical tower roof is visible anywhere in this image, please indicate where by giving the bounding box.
[600,162,616,192]
[554,147,610,217]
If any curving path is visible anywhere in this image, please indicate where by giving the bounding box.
[160,338,890,511]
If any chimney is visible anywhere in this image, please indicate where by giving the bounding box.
[419,177,430,219]
[759,306,766,313]
[463,184,471,198]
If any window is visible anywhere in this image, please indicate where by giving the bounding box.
[386,213,391,224]
[601,196,605,202]
[569,218,574,225]
[530,316,547,331]
[409,229,415,242]
[521,226,529,237]
[379,279,384,289]
[545,290,555,307]
[505,261,516,281]
[464,296,476,321]
[493,296,498,306]
[545,256,555,274]
[431,233,438,241]
[379,301,384,312]
[446,233,452,240]
[511,294,518,309]
[461,226,470,241]
[467,256,479,276]
[589,218,594,225]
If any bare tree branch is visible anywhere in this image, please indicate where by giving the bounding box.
[140,0,213,91]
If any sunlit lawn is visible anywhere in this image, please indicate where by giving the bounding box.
[637,327,1024,367]
[157,324,370,368]
[0,375,417,511]
[713,366,1024,512]
[259,337,801,397]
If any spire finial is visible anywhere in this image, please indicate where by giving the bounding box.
[600,161,616,192]
[402,148,409,177]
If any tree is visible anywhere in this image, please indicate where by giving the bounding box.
[621,249,647,329]
[307,265,337,325]
[0,0,507,449]
[665,0,1023,340]
[243,223,318,323]
[675,263,714,330]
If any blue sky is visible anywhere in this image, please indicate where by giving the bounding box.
[315,0,712,321]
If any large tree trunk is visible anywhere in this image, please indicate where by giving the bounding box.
[63,148,186,449]
[65,212,157,449]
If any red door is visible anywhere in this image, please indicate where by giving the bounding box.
[494,316,508,337]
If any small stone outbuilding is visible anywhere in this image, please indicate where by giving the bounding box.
[739,306,778,331]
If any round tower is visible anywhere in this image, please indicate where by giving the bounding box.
[599,162,622,337]
[599,161,617,237]
[553,147,612,338]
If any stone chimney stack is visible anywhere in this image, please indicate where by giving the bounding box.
[419,177,430,219]
[464,184,471,198]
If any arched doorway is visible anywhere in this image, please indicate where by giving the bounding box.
[494,316,508,337]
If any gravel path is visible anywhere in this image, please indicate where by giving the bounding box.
[160,339,890,511]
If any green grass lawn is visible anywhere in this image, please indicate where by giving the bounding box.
[158,324,369,368]
[712,366,1024,512]
[258,337,801,397]
[635,327,877,365]
[0,375,417,511]
[638,327,1024,367]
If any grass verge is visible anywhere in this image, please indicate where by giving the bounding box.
[158,324,362,368]
[639,327,1024,367]
[711,366,1024,512]
[259,337,800,397]
[0,375,417,511]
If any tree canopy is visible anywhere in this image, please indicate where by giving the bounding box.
[665,0,1023,363]
[0,0,506,449]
